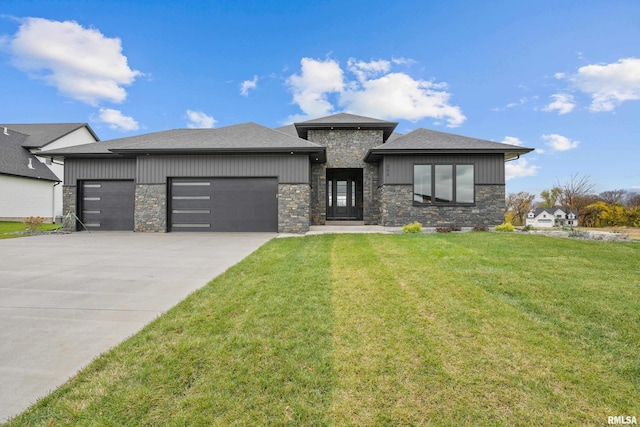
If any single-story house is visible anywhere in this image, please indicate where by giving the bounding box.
[526,207,578,228]
[41,113,533,233]
[0,123,99,222]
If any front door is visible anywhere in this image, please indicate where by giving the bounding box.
[326,168,363,220]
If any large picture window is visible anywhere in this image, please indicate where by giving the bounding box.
[413,164,475,205]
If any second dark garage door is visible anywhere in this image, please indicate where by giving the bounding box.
[170,178,278,232]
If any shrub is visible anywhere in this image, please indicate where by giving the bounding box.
[402,221,422,234]
[23,216,45,233]
[494,222,515,232]
[521,225,535,232]
[436,225,462,233]
[472,225,490,232]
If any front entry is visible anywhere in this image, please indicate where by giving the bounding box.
[326,168,363,220]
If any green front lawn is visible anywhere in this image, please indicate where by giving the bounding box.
[0,221,62,239]
[6,233,640,426]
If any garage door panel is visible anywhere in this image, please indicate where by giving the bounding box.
[170,178,277,232]
[171,181,212,196]
[81,180,135,231]
[171,198,211,209]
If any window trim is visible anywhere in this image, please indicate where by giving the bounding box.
[413,163,475,206]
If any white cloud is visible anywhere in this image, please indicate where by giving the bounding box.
[347,58,391,82]
[569,57,640,112]
[285,57,465,127]
[391,57,416,66]
[98,108,139,131]
[505,158,539,181]
[7,17,141,105]
[342,72,466,126]
[502,136,525,146]
[542,133,580,151]
[240,75,258,96]
[186,110,216,128]
[506,97,528,109]
[542,93,576,114]
[286,57,345,120]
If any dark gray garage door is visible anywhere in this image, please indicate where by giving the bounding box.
[80,180,135,231]
[170,178,278,232]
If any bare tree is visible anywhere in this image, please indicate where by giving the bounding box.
[625,192,640,207]
[555,173,596,213]
[506,191,536,225]
[599,189,627,205]
[538,186,562,208]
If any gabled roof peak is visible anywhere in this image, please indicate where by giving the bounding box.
[0,123,99,148]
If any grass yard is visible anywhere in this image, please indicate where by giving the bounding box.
[5,233,639,426]
[0,221,61,239]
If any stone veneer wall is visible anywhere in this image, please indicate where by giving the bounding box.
[364,163,381,224]
[310,163,326,225]
[62,185,77,231]
[278,184,310,233]
[308,129,382,225]
[380,184,505,227]
[134,184,167,232]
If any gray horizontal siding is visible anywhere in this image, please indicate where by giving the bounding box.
[381,154,505,185]
[137,154,310,184]
[64,159,136,185]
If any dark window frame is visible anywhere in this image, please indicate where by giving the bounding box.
[412,163,475,206]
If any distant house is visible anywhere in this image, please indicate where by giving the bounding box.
[526,207,578,228]
[0,124,99,222]
[41,113,534,233]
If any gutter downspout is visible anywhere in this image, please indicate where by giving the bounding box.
[505,154,520,163]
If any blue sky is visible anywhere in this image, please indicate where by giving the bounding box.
[1,0,639,197]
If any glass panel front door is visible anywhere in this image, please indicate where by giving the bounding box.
[326,169,362,220]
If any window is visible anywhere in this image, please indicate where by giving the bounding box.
[414,165,432,203]
[413,164,475,205]
[456,165,474,204]
[435,165,453,203]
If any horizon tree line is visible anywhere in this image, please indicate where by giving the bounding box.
[506,174,640,227]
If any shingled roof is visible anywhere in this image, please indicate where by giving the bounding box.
[293,113,398,141]
[365,128,534,162]
[0,131,60,181]
[41,122,326,159]
[0,123,99,149]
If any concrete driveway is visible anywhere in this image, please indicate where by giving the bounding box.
[0,232,274,422]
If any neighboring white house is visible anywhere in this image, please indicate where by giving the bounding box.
[0,124,99,222]
[526,207,578,228]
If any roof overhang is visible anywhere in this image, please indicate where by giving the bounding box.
[294,121,398,141]
[364,147,535,163]
[34,151,126,160]
[108,147,327,162]
[0,171,60,182]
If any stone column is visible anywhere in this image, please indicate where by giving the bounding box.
[62,185,77,231]
[134,184,167,232]
[278,184,310,233]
